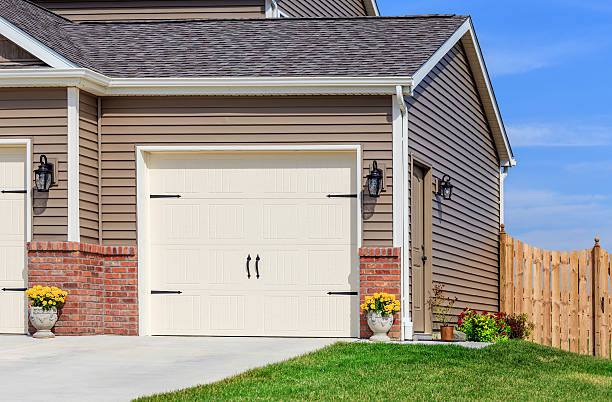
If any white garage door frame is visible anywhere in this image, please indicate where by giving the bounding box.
[136,145,362,336]
[0,139,31,334]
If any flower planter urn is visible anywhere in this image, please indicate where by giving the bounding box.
[440,326,454,341]
[29,307,58,338]
[366,311,394,342]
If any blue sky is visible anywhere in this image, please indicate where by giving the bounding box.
[380,0,612,251]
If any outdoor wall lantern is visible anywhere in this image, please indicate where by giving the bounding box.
[366,161,384,197]
[437,174,454,200]
[34,155,55,192]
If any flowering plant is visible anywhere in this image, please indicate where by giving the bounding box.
[457,309,509,342]
[360,293,400,316]
[426,283,457,327]
[25,286,67,311]
[504,313,535,339]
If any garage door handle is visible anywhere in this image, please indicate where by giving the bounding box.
[255,255,260,279]
[246,254,251,279]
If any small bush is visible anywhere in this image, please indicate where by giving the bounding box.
[504,313,535,339]
[457,309,509,343]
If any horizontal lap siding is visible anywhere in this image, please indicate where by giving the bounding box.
[0,88,67,240]
[79,92,99,243]
[407,43,500,319]
[281,0,366,17]
[100,95,393,246]
[0,36,46,69]
[33,1,265,21]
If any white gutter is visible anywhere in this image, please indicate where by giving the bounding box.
[395,85,412,340]
[0,69,414,96]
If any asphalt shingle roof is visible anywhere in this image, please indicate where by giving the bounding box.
[0,0,467,78]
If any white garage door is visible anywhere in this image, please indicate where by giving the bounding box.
[0,147,27,334]
[148,151,359,337]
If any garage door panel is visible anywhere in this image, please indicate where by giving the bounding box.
[148,151,358,337]
[0,147,26,334]
[151,294,202,334]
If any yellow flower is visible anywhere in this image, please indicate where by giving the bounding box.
[42,301,47,306]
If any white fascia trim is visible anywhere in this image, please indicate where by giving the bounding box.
[411,18,514,165]
[67,87,80,241]
[365,0,380,16]
[135,144,362,336]
[0,69,414,96]
[0,139,32,243]
[265,0,280,18]
[0,16,77,69]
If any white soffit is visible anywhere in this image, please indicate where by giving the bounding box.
[0,16,77,69]
[411,17,514,165]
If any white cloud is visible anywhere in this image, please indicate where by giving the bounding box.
[505,188,612,251]
[507,122,612,147]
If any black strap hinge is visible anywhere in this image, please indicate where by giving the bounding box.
[327,194,357,198]
[150,194,181,199]
[151,290,183,294]
[1,190,26,194]
[327,291,358,296]
[2,287,27,292]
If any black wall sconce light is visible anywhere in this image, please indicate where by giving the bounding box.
[437,174,454,200]
[34,155,55,192]
[366,161,384,197]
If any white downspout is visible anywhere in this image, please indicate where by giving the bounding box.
[396,85,413,340]
[500,166,509,225]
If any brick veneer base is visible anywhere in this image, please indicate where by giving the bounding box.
[359,247,402,339]
[27,242,138,336]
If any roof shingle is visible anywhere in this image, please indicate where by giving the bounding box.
[0,0,467,78]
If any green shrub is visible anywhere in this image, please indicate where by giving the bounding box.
[457,309,509,342]
[504,313,535,339]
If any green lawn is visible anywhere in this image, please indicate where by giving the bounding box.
[136,340,612,401]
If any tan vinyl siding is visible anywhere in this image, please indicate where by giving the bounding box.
[0,36,46,69]
[79,91,99,243]
[99,95,393,246]
[0,88,67,240]
[407,42,500,322]
[32,1,265,22]
[280,0,367,17]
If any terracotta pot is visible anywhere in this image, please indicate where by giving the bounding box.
[29,306,58,338]
[440,326,454,341]
[366,311,394,342]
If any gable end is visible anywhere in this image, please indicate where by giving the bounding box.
[0,35,47,69]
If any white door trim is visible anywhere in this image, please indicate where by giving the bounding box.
[0,139,31,243]
[67,88,80,241]
[136,145,362,336]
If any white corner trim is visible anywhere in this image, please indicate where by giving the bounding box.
[67,87,80,241]
[500,166,508,225]
[0,16,78,69]
[0,69,414,96]
[135,145,362,336]
[0,139,32,243]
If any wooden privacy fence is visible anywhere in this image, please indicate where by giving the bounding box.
[500,225,611,358]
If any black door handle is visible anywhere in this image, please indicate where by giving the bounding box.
[246,254,251,279]
[255,255,260,279]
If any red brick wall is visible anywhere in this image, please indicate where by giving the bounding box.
[359,247,402,339]
[27,242,138,336]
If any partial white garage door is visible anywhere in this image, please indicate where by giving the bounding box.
[148,151,359,337]
[0,147,27,334]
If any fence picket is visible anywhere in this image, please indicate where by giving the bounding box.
[578,249,590,355]
[560,251,570,351]
[600,250,609,358]
[551,251,561,349]
[542,249,552,347]
[515,240,524,314]
[524,244,534,342]
[533,247,542,345]
[569,251,579,353]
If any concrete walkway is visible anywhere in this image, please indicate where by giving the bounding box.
[0,335,339,402]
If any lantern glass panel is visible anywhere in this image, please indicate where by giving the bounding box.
[368,177,380,197]
[443,185,453,200]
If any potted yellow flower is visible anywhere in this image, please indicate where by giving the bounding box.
[360,292,400,342]
[25,285,67,338]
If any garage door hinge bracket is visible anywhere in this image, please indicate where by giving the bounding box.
[326,194,357,198]
[151,290,183,294]
[150,194,181,199]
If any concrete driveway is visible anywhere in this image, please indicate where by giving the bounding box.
[0,335,340,401]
